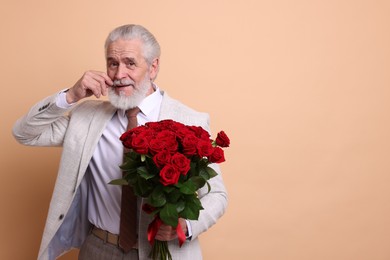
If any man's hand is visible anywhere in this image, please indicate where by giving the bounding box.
[154,218,188,241]
[66,71,113,103]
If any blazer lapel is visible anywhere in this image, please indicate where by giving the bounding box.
[74,102,117,189]
[158,91,177,120]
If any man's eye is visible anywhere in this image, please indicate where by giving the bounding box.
[109,62,118,67]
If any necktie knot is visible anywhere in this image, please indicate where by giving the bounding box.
[126,107,140,119]
[125,107,140,131]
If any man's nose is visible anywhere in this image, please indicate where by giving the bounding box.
[115,64,127,79]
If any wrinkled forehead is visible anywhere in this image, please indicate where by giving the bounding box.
[105,38,146,59]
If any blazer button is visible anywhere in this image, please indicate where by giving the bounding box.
[59,214,64,220]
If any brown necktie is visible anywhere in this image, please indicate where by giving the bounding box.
[119,107,140,252]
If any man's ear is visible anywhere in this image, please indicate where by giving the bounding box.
[150,58,160,81]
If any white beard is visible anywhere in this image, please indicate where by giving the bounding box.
[108,76,151,110]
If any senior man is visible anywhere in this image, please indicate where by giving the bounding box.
[13,24,227,260]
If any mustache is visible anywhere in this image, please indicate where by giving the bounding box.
[112,79,134,87]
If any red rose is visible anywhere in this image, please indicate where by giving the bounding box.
[171,153,191,175]
[145,121,163,131]
[159,164,181,186]
[165,138,178,154]
[120,130,131,142]
[131,135,149,154]
[174,127,193,140]
[149,138,166,155]
[156,130,176,141]
[128,125,148,137]
[139,128,156,142]
[208,147,225,163]
[188,125,210,140]
[181,135,198,156]
[158,119,175,130]
[196,139,214,157]
[142,203,156,214]
[215,131,230,147]
[120,131,133,149]
[153,150,172,168]
[168,121,186,132]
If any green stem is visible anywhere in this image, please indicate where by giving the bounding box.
[149,240,172,260]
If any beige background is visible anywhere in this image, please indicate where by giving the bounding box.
[1,0,390,259]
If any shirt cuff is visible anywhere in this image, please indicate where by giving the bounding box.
[56,89,74,109]
[185,220,192,241]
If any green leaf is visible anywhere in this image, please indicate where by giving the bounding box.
[198,166,218,181]
[179,179,198,195]
[206,166,218,178]
[176,200,186,212]
[166,188,182,203]
[160,203,178,227]
[180,198,203,220]
[122,171,138,185]
[163,186,175,193]
[137,166,155,180]
[108,178,128,185]
[192,196,203,208]
[191,176,207,189]
[119,153,141,171]
[174,182,183,188]
[198,158,209,169]
[150,186,166,207]
[199,168,209,180]
[189,162,198,176]
[134,176,153,197]
[126,151,141,160]
[120,163,135,172]
[180,176,207,194]
[206,181,211,193]
[145,157,160,173]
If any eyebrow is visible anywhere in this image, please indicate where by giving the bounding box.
[123,57,137,63]
[106,57,117,63]
[106,57,137,64]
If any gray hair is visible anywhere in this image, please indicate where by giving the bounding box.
[104,24,161,65]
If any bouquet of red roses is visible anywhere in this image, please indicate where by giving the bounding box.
[110,119,229,260]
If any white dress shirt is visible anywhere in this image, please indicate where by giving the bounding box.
[88,89,163,234]
[57,87,162,234]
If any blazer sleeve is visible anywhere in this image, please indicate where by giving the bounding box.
[159,92,228,240]
[12,92,71,147]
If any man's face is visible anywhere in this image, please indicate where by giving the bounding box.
[106,38,158,97]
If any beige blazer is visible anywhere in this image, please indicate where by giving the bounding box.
[13,90,228,260]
